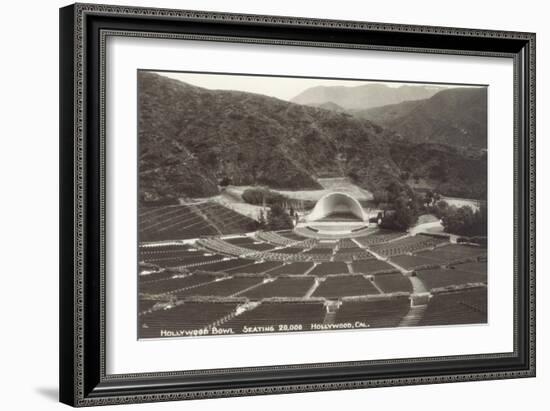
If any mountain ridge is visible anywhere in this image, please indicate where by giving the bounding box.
[291,83,444,110]
[355,87,487,149]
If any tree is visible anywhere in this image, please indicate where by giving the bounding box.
[258,209,267,228]
[380,195,418,231]
[218,176,232,187]
[432,200,449,219]
[423,190,441,208]
[424,190,434,207]
[347,169,360,182]
[386,181,404,202]
[440,204,487,236]
[375,181,422,231]
[372,189,389,204]
[266,204,293,231]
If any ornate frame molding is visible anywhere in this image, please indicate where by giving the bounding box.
[60,3,535,407]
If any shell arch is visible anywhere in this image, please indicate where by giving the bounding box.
[306,192,366,222]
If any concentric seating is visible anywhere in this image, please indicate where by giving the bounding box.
[419,287,487,326]
[139,202,256,242]
[138,214,487,339]
[139,301,242,338]
[369,234,449,257]
[312,275,380,298]
[355,230,407,246]
[415,268,487,291]
[255,231,301,246]
[334,297,410,328]
[222,302,326,333]
[241,277,315,299]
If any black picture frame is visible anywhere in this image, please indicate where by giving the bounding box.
[59,3,536,407]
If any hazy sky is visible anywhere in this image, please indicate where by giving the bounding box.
[153,70,470,102]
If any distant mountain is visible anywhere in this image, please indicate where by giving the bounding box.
[291,83,443,110]
[306,101,347,113]
[355,87,488,149]
[353,100,420,125]
[138,72,404,203]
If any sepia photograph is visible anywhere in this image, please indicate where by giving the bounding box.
[137,70,488,339]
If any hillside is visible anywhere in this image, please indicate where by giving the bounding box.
[389,142,487,200]
[355,87,488,149]
[291,83,443,110]
[138,72,404,203]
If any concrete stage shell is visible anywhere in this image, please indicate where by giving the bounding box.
[306,192,367,222]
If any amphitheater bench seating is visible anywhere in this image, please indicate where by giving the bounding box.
[140,243,192,254]
[224,237,256,245]
[140,249,205,262]
[390,255,441,271]
[139,205,218,242]
[277,247,305,254]
[222,302,326,332]
[137,204,489,338]
[334,297,410,328]
[338,239,359,249]
[419,288,487,326]
[141,249,214,264]
[372,273,413,293]
[304,247,333,255]
[369,234,449,257]
[197,238,251,256]
[139,273,222,295]
[312,275,380,298]
[152,254,226,269]
[267,262,314,275]
[297,238,318,248]
[139,302,241,338]
[352,259,395,274]
[225,261,283,274]
[415,268,487,290]
[414,244,486,264]
[244,243,277,251]
[308,262,349,276]
[241,277,315,299]
[139,270,179,282]
[139,299,163,314]
[255,231,299,246]
[196,258,255,273]
[335,246,363,254]
[139,202,256,243]
[314,241,338,249]
[278,231,307,241]
[449,261,487,274]
[174,276,264,298]
[332,253,354,262]
[354,230,407,246]
[197,203,255,234]
[307,254,333,262]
